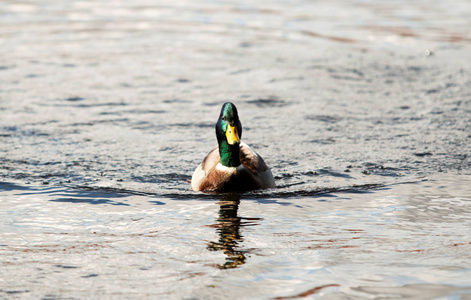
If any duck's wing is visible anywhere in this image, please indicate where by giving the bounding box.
[191,146,219,191]
[239,143,275,188]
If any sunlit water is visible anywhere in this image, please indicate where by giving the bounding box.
[1,176,471,299]
[1,0,471,299]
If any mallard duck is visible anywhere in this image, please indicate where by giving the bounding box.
[191,102,275,192]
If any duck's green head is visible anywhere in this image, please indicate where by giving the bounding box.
[216,102,242,146]
[216,102,243,167]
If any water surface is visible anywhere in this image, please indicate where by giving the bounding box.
[1,176,471,299]
[1,0,471,298]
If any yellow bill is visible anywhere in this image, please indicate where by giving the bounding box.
[226,124,240,145]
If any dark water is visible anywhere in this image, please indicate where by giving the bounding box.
[1,0,471,299]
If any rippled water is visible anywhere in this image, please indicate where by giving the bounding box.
[1,177,471,299]
[1,0,471,299]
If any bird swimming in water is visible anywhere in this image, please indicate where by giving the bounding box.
[191,102,275,192]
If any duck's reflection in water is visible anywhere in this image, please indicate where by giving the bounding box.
[207,194,261,269]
